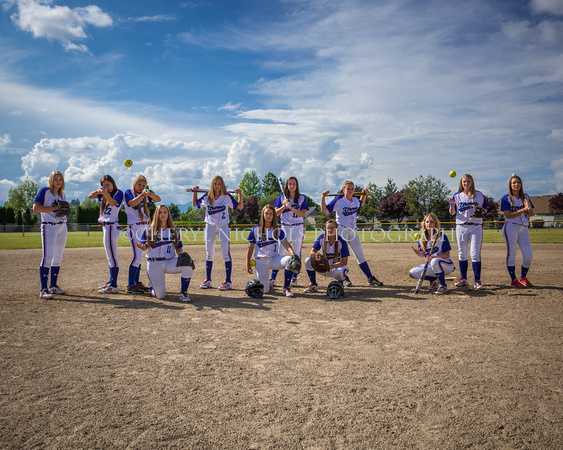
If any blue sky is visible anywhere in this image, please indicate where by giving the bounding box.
[1,0,562,207]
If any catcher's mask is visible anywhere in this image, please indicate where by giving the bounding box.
[326,281,345,299]
[245,279,264,299]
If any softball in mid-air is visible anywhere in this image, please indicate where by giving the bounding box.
[124,159,133,168]
[449,170,456,178]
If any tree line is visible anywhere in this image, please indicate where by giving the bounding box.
[3,176,563,226]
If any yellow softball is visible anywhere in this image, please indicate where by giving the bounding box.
[449,170,456,178]
[124,159,133,168]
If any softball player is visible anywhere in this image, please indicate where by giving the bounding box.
[271,176,309,287]
[501,174,534,288]
[124,175,161,294]
[135,205,193,302]
[447,174,488,289]
[32,170,68,299]
[192,176,242,291]
[303,220,349,293]
[246,204,298,297]
[321,180,383,287]
[88,175,124,294]
[409,213,455,295]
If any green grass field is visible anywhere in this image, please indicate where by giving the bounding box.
[1,227,562,250]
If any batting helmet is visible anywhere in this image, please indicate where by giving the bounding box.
[327,281,345,299]
[245,279,264,299]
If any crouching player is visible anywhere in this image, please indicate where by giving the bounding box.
[409,213,455,295]
[135,205,193,302]
[303,220,349,293]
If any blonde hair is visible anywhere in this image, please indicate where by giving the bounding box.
[147,204,178,248]
[508,174,525,205]
[259,204,279,241]
[420,213,441,249]
[132,175,150,221]
[342,180,354,191]
[458,174,476,199]
[48,171,65,198]
[99,175,117,217]
[208,175,227,206]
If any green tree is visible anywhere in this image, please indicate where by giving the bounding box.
[169,203,181,219]
[384,178,397,195]
[359,182,384,222]
[403,175,451,221]
[5,179,41,211]
[239,171,261,199]
[261,172,282,199]
[81,196,98,208]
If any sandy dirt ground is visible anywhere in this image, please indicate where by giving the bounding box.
[1,243,562,449]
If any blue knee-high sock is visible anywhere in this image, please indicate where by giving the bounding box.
[521,266,529,279]
[459,260,468,279]
[181,277,191,293]
[359,261,373,279]
[436,272,446,286]
[472,261,481,281]
[307,269,317,285]
[50,266,60,288]
[128,264,137,287]
[40,266,50,290]
[271,269,279,280]
[225,261,232,283]
[135,264,142,285]
[507,265,516,281]
[110,267,119,287]
[206,261,213,280]
[284,269,293,289]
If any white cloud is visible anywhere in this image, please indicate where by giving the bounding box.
[218,102,242,111]
[10,0,112,52]
[530,0,563,16]
[0,134,11,147]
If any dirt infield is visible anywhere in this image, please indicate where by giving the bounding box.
[1,243,562,448]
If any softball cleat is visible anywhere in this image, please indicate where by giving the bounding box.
[99,285,119,294]
[367,276,383,286]
[343,276,353,287]
[473,281,484,290]
[40,288,53,299]
[511,279,525,288]
[218,281,233,291]
[49,286,66,295]
[303,284,318,293]
[180,292,191,303]
[199,279,212,289]
[283,288,294,297]
[455,278,468,287]
[435,285,447,295]
[519,277,533,287]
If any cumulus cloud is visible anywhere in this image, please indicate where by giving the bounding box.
[10,0,112,52]
[530,0,563,16]
[0,134,11,147]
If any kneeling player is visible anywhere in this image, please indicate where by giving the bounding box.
[303,220,349,293]
[409,213,455,295]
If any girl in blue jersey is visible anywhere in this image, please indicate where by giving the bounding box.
[88,175,124,294]
[321,180,383,287]
[270,176,308,288]
[410,213,455,295]
[135,204,193,302]
[246,204,298,297]
[124,175,161,293]
[192,176,243,291]
[32,170,68,299]
[500,174,534,288]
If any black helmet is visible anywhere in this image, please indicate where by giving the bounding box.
[245,279,264,299]
[326,281,345,299]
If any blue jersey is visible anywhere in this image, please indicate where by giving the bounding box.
[124,189,155,224]
[97,190,124,224]
[326,195,363,229]
[141,228,183,259]
[312,234,350,264]
[501,194,534,226]
[451,190,487,224]
[247,226,286,258]
[197,193,239,227]
[274,194,308,226]
[34,187,67,223]
[418,232,452,260]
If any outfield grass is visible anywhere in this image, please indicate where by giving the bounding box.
[1,227,562,250]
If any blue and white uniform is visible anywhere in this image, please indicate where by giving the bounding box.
[450,190,487,281]
[34,186,68,291]
[326,195,374,280]
[196,193,239,285]
[304,234,350,282]
[247,226,292,294]
[141,228,192,299]
[501,194,534,276]
[409,232,455,283]
[97,190,124,287]
[124,189,155,288]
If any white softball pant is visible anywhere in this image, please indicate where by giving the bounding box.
[40,222,67,268]
[304,256,349,281]
[103,223,121,268]
[502,222,533,268]
[409,258,455,279]
[127,224,148,267]
[204,224,231,262]
[280,224,304,258]
[147,258,193,299]
[455,224,483,262]
[339,227,366,265]
[255,255,292,294]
